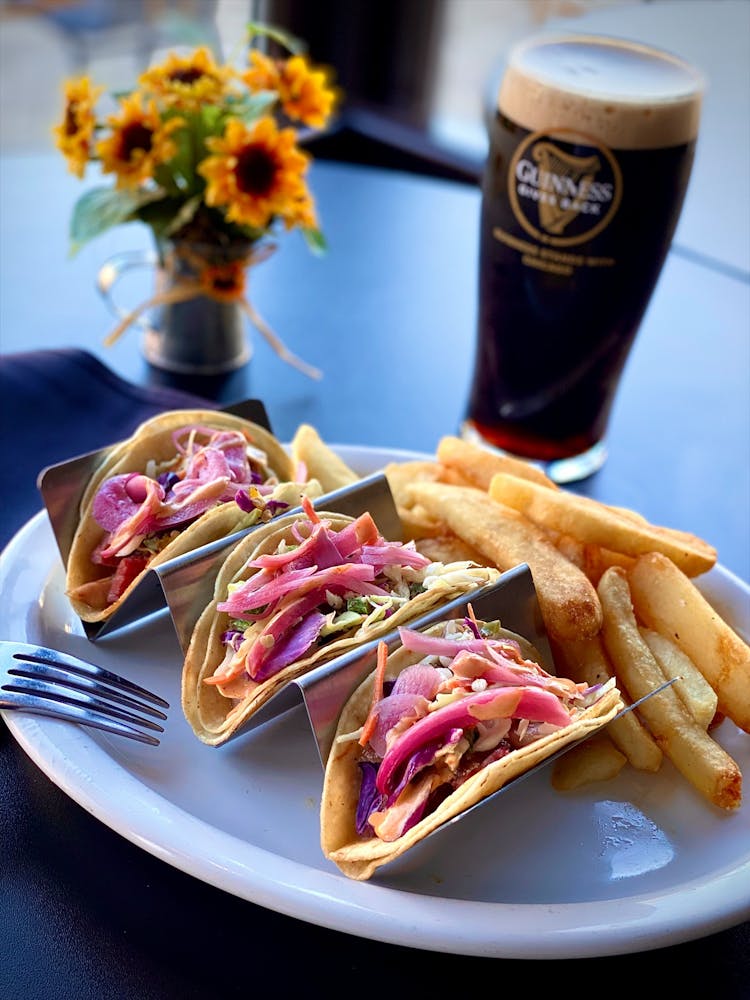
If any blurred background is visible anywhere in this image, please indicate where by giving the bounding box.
[0,0,682,162]
[1,0,748,262]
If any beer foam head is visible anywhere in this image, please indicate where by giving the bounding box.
[499,34,704,149]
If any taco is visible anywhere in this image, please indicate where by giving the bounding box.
[65,410,311,622]
[321,616,623,880]
[181,498,501,746]
[76,409,291,512]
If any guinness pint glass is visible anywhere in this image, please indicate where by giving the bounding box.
[462,34,704,481]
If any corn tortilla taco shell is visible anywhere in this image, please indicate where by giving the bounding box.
[65,412,302,622]
[321,620,623,881]
[181,510,501,746]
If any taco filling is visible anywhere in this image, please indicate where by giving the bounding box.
[342,619,615,843]
[205,498,495,701]
[71,424,288,610]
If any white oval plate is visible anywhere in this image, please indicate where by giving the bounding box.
[2,445,749,959]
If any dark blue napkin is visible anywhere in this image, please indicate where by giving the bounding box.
[0,349,214,550]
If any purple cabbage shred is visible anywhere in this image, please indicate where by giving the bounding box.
[463,616,482,639]
[220,629,245,651]
[158,471,180,495]
[355,762,383,836]
[235,489,254,512]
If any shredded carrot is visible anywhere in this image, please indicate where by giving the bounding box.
[358,641,389,746]
[301,494,319,523]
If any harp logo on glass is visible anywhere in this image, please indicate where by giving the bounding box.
[509,130,622,247]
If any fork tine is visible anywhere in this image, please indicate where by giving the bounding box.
[9,644,169,709]
[3,674,166,732]
[0,690,162,746]
[0,641,168,746]
[7,660,167,720]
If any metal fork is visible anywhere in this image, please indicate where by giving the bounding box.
[0,642,168,746]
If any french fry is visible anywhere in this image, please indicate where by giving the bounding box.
[414,534,490,566]
[550,531,587,570]
[608,504,715,555]
[488,473,717,577]
[598,566,742,811]
[550,534,636,585]
[290,424,359,493]
[406,482,603,641]
[639,627,718,730]
[580,543,636,586]
[436,435,557,490]
[551,734,627,791]
[552,634,663,772]
[628,552,750,734]
[384,461,453,539]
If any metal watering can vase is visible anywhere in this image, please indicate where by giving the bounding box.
[97,235,322,379]
[96,236,268,376]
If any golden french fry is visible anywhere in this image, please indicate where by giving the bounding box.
[580,543,636,586]
[551,734,627,791]
[552,634,662,772]
[550,532,587,570]
[639,627,718,730]
[384,461,453,539]
[488,473,717,577]
[290,424,359,493]
[436,435,557,490]
[414,534,490,566]
[628,552,750,734]
[607,504,650,524]
[609,504,715,554]
[598,566,742,811]
[550,533,635,585]
[406,482,602,641]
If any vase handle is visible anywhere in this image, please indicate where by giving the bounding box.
[96,249,159,334]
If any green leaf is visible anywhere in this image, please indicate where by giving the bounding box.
[134,196,185,240]
[69,185,164,254]
[163,123,197,193]
[197,104,225,134]
[246,21,306,54]
[301,226,327,256]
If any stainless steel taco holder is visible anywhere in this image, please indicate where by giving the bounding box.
[289,562,554,767]
[37,398,398,642]
[371,675,677,880]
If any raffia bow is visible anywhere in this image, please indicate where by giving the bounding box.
[103,241,322,380]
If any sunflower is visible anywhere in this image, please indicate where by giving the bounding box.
[96,93,183,189]
[199,259,248,302]
[139,45,235,110]
[243,51,336,129]
[242,49,281,93]
[53,76,102,178]
[198,116,317,231]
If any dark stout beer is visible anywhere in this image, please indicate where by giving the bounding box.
[463,35,703,480]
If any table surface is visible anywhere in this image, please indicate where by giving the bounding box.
[1,11,749,991]
[2,148,748,581]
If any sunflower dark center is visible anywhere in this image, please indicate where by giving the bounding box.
[235,145,276,196]
[64,102,79,136]
[211,275,239,291]
[120,122,153,160]
[170,68,204,84]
